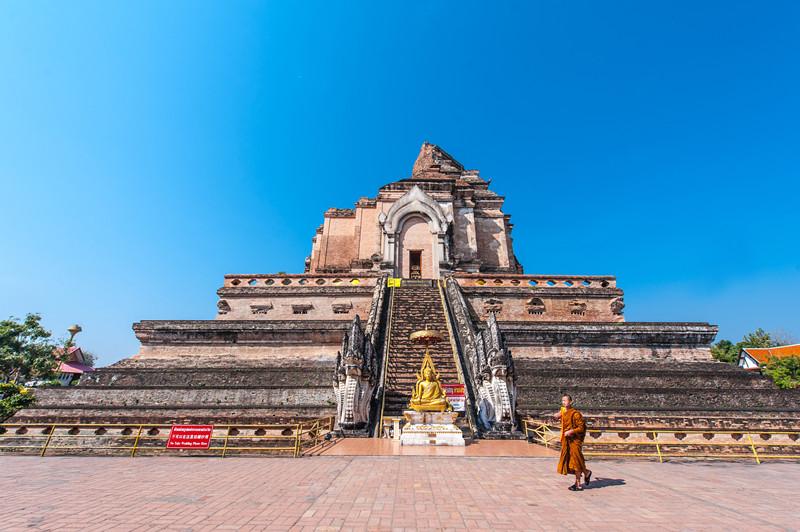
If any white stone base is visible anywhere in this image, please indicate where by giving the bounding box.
[399,411,466,446]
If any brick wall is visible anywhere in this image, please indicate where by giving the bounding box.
[9,358,337,424]
[515,359,800,421]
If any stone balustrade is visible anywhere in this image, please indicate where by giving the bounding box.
[522,419,800,459]
[222,273,615,289]
[453,274,617,289]
[223,273,381,289]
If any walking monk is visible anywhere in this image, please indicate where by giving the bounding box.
[554,394,592,491]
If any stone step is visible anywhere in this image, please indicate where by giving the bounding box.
[387,375,459,381]
[7,358,340,425]
[387,376,459,381]
[387,355,455,359]
[9,405,336,425]
[381,283,459,416]
[512,358,800,420]
[385,373,456,381]
[518,387,800,412]
[387,359,455,364]
[387,366,456,370]
[389,369,458,376]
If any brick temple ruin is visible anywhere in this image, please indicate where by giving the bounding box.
[12,143,799,443]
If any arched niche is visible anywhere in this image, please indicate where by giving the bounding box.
[379,186,451,278]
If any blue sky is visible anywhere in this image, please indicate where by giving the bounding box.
[1,1,799,366]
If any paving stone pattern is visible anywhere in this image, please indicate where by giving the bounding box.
[1,456,798,531]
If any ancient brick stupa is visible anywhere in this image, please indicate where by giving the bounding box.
[13,143,799,438]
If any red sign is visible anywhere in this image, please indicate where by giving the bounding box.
[443,384,466,412]
[167,425,214,449]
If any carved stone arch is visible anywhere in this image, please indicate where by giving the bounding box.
[381,185,450,235]
[379,185,452,277]
[396,212,433,234]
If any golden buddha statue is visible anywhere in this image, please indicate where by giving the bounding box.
[408,352,452,412]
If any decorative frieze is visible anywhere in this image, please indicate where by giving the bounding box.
[482,298,504,314]
[461,286,623,298]
[456,274,618,289]
[291,304,313,315]
[249,303,273,315]
[331,302,353,315]
[526,298,546,315]
[217,286,373,298]
[222,273,380,290]
[349,258,373,270]
[570,301,587,316]
[324,208,356,218]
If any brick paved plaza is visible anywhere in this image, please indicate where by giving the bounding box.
[1,456,797,531]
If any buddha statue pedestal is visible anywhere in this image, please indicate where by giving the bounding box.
[399,410,465,446]
[400,334,465,446]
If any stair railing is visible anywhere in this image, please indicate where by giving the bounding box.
[372,282,396,437]
[437,278,480,437]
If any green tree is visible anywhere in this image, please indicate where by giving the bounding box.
[762,356,800,389]
[742,328,774,349]
[710,339,739,363]
[710,328,785,365]
[0,382,35,421]
[0,314,59,383]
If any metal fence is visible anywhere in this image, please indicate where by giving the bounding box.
[0,416,335,458]
[523,419,800,463]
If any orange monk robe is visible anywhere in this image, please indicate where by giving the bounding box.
[557,407,587,475]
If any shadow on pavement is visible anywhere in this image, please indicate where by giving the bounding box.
[585,477,626,489]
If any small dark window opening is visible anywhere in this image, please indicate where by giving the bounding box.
[409,250,422,279]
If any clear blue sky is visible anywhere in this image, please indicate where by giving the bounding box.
[2,1,799,366]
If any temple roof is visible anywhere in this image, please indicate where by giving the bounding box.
[741,344,800,364]
[412,142,464,179]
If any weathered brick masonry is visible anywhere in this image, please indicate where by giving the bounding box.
[8,143,798,437]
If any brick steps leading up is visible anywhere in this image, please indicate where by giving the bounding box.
[381,285,461,418]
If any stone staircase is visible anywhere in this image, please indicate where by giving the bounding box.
[381,282,461,418]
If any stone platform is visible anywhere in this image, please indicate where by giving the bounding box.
[399,411,465,446]
[515,358,800,432]
[9,356,336,425]
[320,438,556,456]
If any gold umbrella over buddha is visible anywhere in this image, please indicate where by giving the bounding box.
[407,328,453,412]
